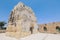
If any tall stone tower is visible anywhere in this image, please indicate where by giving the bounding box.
[6,2,38,38]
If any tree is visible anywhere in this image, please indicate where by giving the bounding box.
[0,21,6,30]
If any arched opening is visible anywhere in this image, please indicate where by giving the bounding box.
[30,27,34,34]
[56,26,59,29]
[56,26,60,32]
[44,27,47,31]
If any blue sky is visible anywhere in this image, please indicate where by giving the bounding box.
[0,0,60,24]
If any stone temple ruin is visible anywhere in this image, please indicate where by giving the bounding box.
[6,2,38,38]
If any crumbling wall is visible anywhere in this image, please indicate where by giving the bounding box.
[6,2,38,38]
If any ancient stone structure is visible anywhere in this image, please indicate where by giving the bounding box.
[6,2,38,38]
[38,22,60,34]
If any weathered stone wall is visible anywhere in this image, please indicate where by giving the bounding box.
[38,22,60,34]
[0,30,6,33]
[6,2,38,38]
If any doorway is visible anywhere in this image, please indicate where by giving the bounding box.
[30,27,34,34]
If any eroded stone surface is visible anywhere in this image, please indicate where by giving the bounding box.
[6,2,38,38]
